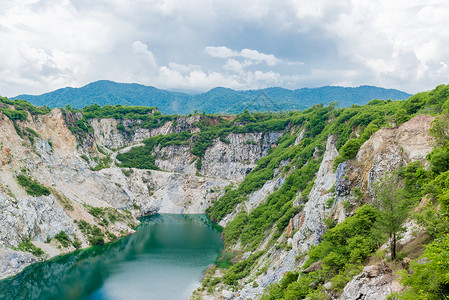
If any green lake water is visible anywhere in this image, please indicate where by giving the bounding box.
[0,214,223,300]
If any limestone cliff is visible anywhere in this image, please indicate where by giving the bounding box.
[0,101,437,299]
[0,109,283,280]
[195,115,436,300]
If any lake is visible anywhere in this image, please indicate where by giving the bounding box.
[0,214,223,300]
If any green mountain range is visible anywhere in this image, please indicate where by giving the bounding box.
[13,80,411,114]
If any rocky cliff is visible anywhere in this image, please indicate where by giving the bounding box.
[0,98,438,299]
[0,109,283,280]
[193,115,436,300]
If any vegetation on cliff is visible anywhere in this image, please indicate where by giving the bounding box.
[2,84,449,299]
[199,84,449,299]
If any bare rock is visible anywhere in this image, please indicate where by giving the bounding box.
[303,260,322,274]
[0,248,39,280]
[339,264,399,300]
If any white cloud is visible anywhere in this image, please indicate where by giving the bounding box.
[1,0,449,97]
[203,46,237,59]
[240,49,280,66]
[132,41,158,71]
[204,46,281,66]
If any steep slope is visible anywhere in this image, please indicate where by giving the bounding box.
[0,98,287,280]
[195,85,449,300]
[1,84,448,299]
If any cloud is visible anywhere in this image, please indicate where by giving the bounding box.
[204,46,237,59]
[0,0,449,97]
[132,41,158,71]
[204,46,281,66]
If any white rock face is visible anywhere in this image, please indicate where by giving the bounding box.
[0,248,38,280]
[0,194,75,248]
[155,145,197,175]
[232,248,299,300]
[293,134,338,252]
[100,168,231,214]
[155,132,282,181]
[90,115,202,150]
[339,264,402,300]
[201,132,282,181]
[90,118,174,149]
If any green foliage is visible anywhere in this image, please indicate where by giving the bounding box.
[16,174,51,197]
[215,250,237,269]
[398,234,449,299]
[372,173,414,260]
[398,161,430,200]
[394,108,409,125]
[428,145,449,175]
[325,197,335,209]
[0,108,28,120]
[72,239,81,249]
[195,158,202,171]
[89,226,105,245]
[121,168,133,177]
[90,155,112,171]
[54,231,71,248]
[222,251,264,285]
[117,146,158,169]
[82,104,157,119]
[0,97,50,121]
[306,205,379,271]
[17,240,44,257]
[406,84,449,114]
[77,220,105,245]
[334,139,362,167]
[262,271,325,300]
[87,206,105,218]
[429,115,449,147]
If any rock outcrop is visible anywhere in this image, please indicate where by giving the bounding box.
[339,264,403,300]
[0,109,284,280]
[205,116,436,300]
[0,248,38,280]
[292,134,338,252]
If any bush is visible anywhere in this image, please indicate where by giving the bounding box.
[399,234,449,299]
[54,231,71,247]
[16,174,51,197]
[18,240,44,256]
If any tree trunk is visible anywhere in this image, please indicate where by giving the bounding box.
[391,233,396,260]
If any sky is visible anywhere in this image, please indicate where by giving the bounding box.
[1,0,449,97]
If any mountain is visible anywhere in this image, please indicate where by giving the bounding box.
[13,80,411,114]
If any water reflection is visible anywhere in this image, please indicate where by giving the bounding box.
[0,214,223,300]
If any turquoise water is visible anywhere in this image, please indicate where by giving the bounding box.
[0,214,223,300]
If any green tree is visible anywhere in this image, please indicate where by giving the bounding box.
[399,234,449,299]
[372,173,412,260]
[394,108,409,125]
[429,114,449,147]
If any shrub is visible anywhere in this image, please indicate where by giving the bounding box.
[18,240,44,256]
[54,231,71,248]
[16,174,51,197]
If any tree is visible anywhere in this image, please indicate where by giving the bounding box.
[372,172,412,260]
[429,114,449,147]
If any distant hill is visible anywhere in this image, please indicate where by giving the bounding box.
[13,80,411,114]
